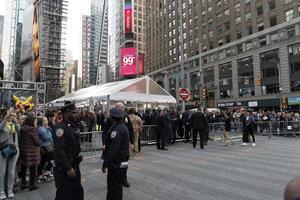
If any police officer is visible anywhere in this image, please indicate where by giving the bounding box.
[102,107,129,200]
[53,101,84,200]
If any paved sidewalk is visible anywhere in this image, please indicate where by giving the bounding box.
[15,136,300,200]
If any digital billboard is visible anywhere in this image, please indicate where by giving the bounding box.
[120,48,136,76]
[33,7,40,82]
[138,53,144,75]
[124,0,132,33]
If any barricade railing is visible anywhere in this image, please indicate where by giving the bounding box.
[80,131,103,159]
[140,125,157,145]
[208,122,243,143]
[269,121,300,136]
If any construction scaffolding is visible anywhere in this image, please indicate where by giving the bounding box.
[34,0,68,102]
[0,80,46,115]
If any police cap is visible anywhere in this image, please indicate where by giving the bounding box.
[110,107,125,119]
[60,101,76,113]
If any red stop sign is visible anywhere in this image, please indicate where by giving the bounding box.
[179,88,190,101]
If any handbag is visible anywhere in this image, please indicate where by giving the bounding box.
[1,144,17,159]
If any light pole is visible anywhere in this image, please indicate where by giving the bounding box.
[179,0,185,111]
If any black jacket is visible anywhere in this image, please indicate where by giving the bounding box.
[189,111,208,130]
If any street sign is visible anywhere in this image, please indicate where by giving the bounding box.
[179,88,190,101]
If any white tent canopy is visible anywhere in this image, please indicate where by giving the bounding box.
[50,76,177,105]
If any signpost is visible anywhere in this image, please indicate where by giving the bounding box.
[179,88,190,101]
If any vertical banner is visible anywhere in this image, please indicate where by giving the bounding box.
[138,53,144,75]
[120,48,136,76]
[33,7,40,82]
[124,0,132,33]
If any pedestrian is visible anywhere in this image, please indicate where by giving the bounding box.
[53,101,83,200]
[181,110,191,143]
[37,117,54,182]
[102,108,130,200]
[0,109,20,199]
[223,113,232,146]
[189,108,208,149]
[19,115,41,191]
[128,108,143,158]
[155,109,168,150]
[241,110,256,147]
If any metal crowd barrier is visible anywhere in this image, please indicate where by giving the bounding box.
[80,131,103,159]
[208,122,243,143]
[139,125,157,145]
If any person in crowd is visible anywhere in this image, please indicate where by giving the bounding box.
[37,117,54,182]
[53,102,83,200]
[170,110,178,144]
[241,110,256,147]
[163,108,172,145]
[284,176,300,200]
[223,113,232,146]
[19,115,41,191]
[0,109,20,199]
[155,108,166,150]
[128,108,143,158]
[101,107,129,200]
[189,108,208,149]
[45,111,55,129]
[96,111,106,131]
[181,110,191,143]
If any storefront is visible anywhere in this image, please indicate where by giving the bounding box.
[217,98,280,110]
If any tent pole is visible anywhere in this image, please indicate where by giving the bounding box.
[107,95,110,112]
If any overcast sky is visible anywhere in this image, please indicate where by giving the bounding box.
[66,0,91,61]
[0,0,91,61]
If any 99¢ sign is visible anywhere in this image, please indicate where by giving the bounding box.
[120,48,137,76]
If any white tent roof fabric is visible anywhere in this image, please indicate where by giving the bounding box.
[52,76,177,104]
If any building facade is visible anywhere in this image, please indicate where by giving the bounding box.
[64,60,78,94]
[0,15,4,58]
[107,0,145,81]
[90,0,108,85]
[146,0,300,109]
[82,15,91,88]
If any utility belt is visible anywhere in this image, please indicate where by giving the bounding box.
[112,157,128,169]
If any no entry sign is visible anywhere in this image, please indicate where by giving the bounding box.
[179,88,190,101]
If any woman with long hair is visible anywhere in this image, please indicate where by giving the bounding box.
[19,116,41,191]
[0,109,20,199]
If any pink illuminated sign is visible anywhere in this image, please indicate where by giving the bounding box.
[120,48,137,76]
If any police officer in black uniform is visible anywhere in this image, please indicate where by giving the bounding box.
[102,107,129,200]
[53,101,84,200]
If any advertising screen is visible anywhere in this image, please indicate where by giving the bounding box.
[124,0,132,33]
[138,53,144,75]
[120,48,136,76]
[33,7,40,82]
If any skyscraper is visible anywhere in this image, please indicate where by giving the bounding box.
[21,0,68,102]
[146,0,300,108]
[0,15,4,58]
[82,15,91,88]
[90,0,108,85]
[107,0,146,81]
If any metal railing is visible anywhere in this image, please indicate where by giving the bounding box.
[208,122,243,143]
[80,131,103,159]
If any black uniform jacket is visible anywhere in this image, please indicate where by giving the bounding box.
[102,122,129,169]
[53,121,81,173]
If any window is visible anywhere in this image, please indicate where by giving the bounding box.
[247,26,252,35]
[235,3,240,12]
[224,21,230,30]
[208,30,213,38]
[237,44,243,53]
[285,9,294,21]
[257,5,263,16]
[269,0,276,10]
[258,22,264,31]
[270,33,278,43]
[225,35,231,43]
[217,25,222,34]
[208,6,212,12]
[287,27,295,38]
[260,37,267,46]
[246,41,252,50]
[245,12,252,20]
[218,38,224,46]
[235,17,241,24]
[237,32,242,39]
[224,9,229,16]
[270,16,277,27]
[202,33,207,40]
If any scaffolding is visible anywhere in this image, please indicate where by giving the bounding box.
[0,80,46,115]
[34,0,68,102]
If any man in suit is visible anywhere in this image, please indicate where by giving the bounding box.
[189,108,208,149]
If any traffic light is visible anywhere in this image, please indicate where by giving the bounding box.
[202,88,208,101]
